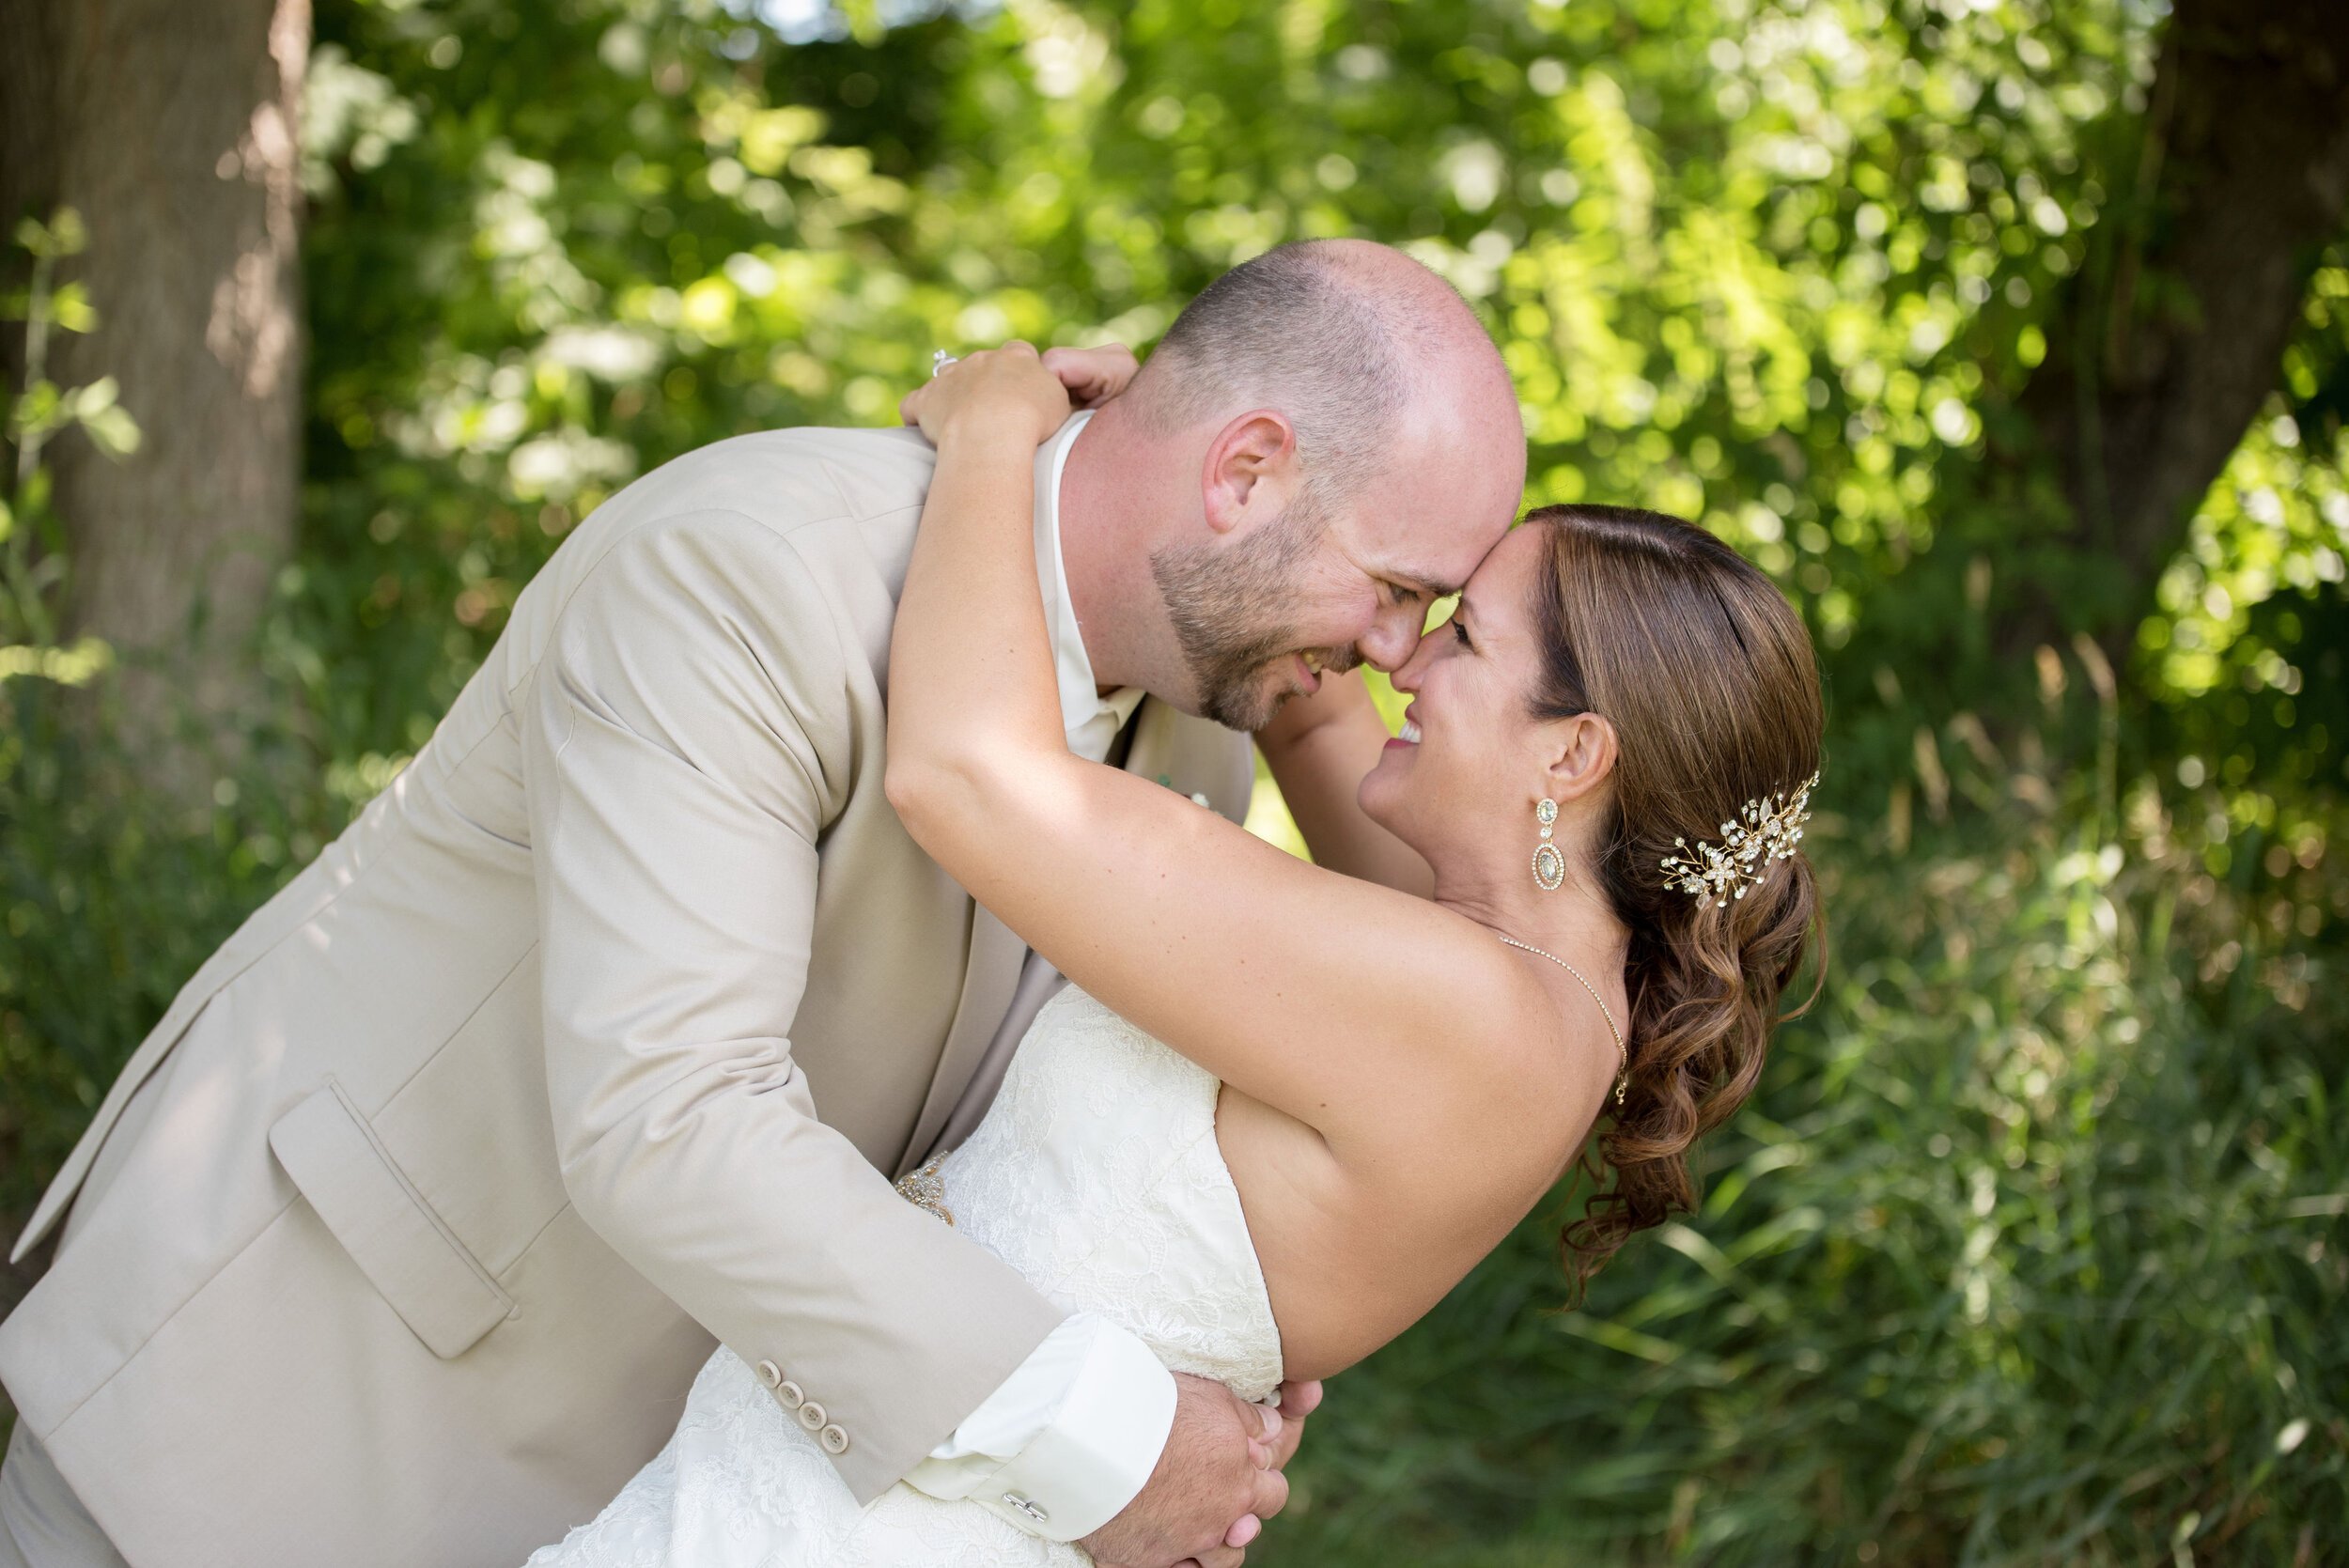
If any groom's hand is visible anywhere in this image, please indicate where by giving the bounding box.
[1081,1373,1293,1568]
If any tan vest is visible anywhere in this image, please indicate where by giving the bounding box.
[0,427,1253,1568]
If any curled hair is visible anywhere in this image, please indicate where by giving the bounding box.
[1524,505,1827,1296]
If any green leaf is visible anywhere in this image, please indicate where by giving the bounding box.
[11,207,86,259]
[49,282,96,334]
[70,376,118,417]
[81,403,143,458]
[9,380,64,439]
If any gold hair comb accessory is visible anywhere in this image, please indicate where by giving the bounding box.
[1660,771,1819,909]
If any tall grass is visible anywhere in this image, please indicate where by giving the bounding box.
[1261,738,2346,1565]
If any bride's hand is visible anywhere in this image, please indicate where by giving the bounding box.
[897,341,1140,450]
[1040,343,1143,409]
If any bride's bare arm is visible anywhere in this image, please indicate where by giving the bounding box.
[886,351,1594,1190]
[1252,673,1434,896]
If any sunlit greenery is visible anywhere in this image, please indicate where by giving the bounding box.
[3,0,2342,1560]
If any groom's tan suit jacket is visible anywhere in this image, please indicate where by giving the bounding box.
[0,427,1252,1568]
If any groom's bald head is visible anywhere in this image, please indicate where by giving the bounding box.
[1058,239,1523,718]
[1127,239,1518,505]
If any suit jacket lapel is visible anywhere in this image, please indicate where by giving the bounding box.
[1123,698,1255,822]
[894,700,1253,1174]
[895,898,1025,1179]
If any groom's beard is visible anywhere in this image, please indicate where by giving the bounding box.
[1150,495,1351,731]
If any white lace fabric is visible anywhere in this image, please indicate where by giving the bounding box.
[524,987,1284,1567]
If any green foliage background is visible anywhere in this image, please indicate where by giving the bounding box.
[4,0,2344,1560]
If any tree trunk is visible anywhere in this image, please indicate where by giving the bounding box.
[2005,0,2349,651]
[0,0,308,787]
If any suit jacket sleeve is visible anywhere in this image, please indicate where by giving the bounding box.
[521,506,1066,1502]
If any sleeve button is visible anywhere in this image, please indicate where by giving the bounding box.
[776,1380,805,1409]
[819,1423,850,1455]
[797,1400,827,1432]
[754,1359,783,1389]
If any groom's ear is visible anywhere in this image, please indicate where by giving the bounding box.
[1201,411,1299,536]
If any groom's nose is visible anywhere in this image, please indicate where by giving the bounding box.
[1353,606,1423,673]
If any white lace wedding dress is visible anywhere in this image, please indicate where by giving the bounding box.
[523,986,1284,1567]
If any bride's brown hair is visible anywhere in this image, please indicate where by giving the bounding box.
[1522,504,1826,1296]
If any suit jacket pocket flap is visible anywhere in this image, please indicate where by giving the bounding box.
[268,1081,514,1359]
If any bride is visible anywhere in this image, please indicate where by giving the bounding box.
[526,345,1825,1567]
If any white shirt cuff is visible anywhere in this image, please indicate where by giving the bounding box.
[903,1312,1177,1543]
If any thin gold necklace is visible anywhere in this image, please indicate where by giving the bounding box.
[1496,936,1628,1107]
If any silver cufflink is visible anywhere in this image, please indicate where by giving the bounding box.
[1001,1492,1049,1525]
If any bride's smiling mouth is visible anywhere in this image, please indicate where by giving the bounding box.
[1387,704,1422,750]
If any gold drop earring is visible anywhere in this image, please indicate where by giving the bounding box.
[1532,798,1564,891]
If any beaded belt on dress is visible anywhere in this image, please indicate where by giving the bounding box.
[893,1156,953,1226]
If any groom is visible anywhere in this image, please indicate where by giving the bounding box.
[0,240,1525,1568]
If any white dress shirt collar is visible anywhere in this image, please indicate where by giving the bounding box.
[1034,411,1144,764]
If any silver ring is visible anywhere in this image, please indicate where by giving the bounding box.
[930,349,958,379]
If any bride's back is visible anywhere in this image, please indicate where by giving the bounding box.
[934,979,1585,1388]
